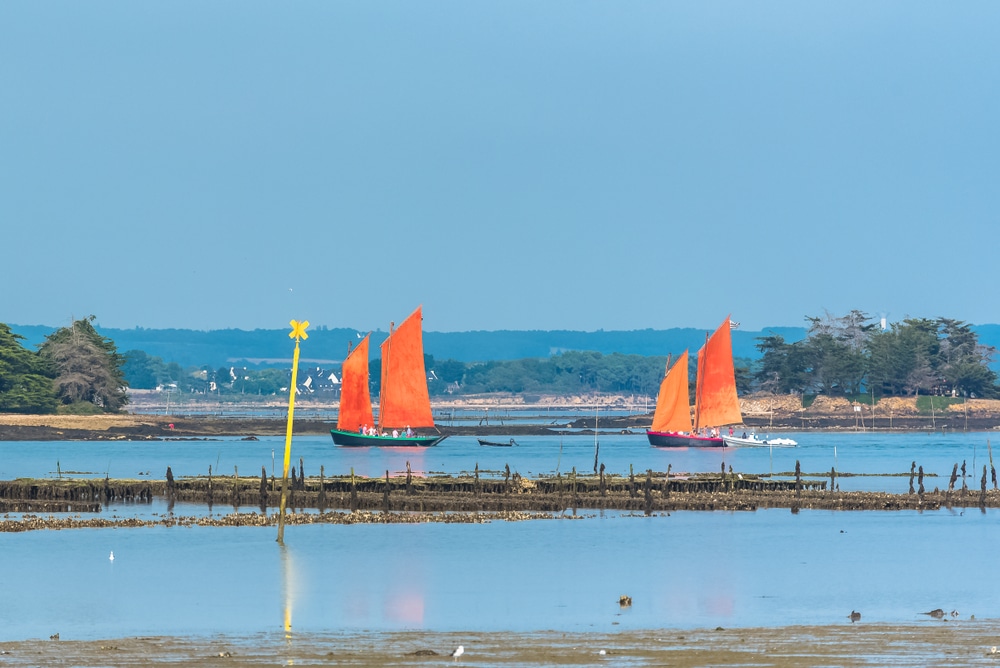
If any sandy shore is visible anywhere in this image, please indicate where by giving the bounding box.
[4,623,1000,666]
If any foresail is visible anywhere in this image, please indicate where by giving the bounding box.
[694,315,742,429]
[378,306,435,429]
[336,334,374,431]
[650,350,693,433]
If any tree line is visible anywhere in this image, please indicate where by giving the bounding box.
[755,311,997,399]
[2,311,997,414]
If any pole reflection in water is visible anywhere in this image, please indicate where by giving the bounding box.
[280,544,294,640]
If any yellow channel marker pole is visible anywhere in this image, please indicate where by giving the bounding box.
[277,319,308,545]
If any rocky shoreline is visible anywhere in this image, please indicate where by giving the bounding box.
[2,393,1000,441]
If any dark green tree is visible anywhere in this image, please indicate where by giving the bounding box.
[0,324,58,413]
[122,350,167,390]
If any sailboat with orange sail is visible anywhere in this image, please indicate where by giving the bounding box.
[330,306,446,447]
[647,316,743,447]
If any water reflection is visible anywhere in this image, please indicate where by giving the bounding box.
[281,543,294,639]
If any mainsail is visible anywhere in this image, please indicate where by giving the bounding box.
[378,306,435,429]
[650,349,693,433]
[336,334,374,432]
[693,316,742,429]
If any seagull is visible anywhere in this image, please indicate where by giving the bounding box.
[109,551,115,561]
[450,645,464,662]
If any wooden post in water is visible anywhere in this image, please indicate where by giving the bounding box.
[383,470,391,511]
[990,440,997,490]
[981,465,987,506]
[909,462,916,495]
[350,467,357,512]
[318,465,326,510]
[259,466,268,512]
[644,469,653,515]
[277,319,308,545]
[918,465,925,495]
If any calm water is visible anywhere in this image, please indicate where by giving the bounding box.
[0,430,994,491]
[1,431,998,641]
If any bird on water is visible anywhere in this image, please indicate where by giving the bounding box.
[450,645,464,662]
[849,610,861,623]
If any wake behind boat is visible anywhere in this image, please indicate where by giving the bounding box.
[647,316,743,448]
[330,306,446,447]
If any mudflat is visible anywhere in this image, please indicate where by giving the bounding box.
[3,623,999,666]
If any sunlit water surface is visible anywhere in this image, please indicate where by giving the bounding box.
[1,431,998,641]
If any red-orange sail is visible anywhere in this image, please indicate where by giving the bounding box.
[650,350,693,433]
[336,334,374,432]
[694,316,742,429]
[378,306,435,429]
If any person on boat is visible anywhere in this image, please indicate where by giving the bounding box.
[742,431,748,439]
[360,424,366,434]
[392,429,399,438]
[405,425,414,437]
[729,426,734,436]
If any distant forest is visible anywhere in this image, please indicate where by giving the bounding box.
[9,312,1000,403]
[10,323,807,367]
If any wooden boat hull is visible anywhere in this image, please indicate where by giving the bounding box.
[331,429,446,447]
[647,430,726,448]
[478,438,516,447]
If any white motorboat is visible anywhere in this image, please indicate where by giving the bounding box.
[723,432,798,447]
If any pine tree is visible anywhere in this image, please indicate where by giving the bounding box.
[0,324,59,413]
[39,316,129,412]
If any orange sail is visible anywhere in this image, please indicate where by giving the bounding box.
[378,306,435,429]
[694,316,742,429]
[336,334,374,432]
[650,350,693,433]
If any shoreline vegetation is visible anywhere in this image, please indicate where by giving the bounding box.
[3,623,1000,666]
[2,393,1000,441]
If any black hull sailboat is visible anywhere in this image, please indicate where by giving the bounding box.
[330,306,446,448]
[331,430,446,447]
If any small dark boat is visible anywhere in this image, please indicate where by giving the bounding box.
[478,438,518,447]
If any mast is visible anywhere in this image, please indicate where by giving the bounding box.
[377,321,394,432]
[694,331,709,430]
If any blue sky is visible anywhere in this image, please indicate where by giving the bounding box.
[2,2,998,334]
